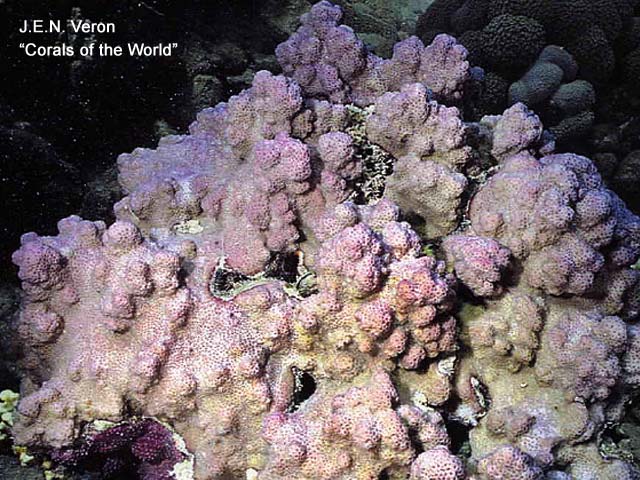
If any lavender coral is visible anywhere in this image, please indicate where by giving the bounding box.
[441,235,511,297]
[365,83,472,238]
[468,148,640,299]
[8,2,640,480]
[276,1,471,106]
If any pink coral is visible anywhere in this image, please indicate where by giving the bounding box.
[365,83,471,237]
[477,445,542,480]
[535,309,627,401]
[299,201,457,373]
[277,2,470,106]
[410,446,466,480]
[441,235,511,297]
[9,2,640,479]
[115,71,358,276]
[469,150,639,300]
[486,103,546,159]
[262,370,458,480]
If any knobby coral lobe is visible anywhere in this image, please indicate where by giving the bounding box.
[9,2,640,479]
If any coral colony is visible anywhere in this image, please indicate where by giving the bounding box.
[9,2,640,479]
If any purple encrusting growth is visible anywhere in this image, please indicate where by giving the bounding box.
[8,1,640,479]
[52,418,186,480]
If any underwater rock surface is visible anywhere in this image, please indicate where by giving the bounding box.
[9,2,640,479]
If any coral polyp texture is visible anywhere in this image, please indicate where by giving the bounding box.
[9,2,640,479]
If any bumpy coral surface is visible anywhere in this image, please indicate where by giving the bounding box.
[415,0,635,153]
[52,418,190,479]
[9,2,640,479]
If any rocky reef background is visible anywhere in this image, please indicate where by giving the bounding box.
[2,0,640,479]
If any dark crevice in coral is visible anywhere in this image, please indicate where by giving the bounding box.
[447,419,472,456]
[599,419,639,464]
[264,252,300,284]
[0,371,19,394]
[455,125,502,237]
[402,211,428,237]
[293,274,319,298]
[604,424,628,444]
[456,285,487,307]
[350,143,395,204]
[267,252,318,297]
[210,251,317,300]
[210,265,251,298]
[378,469,390,480]
[287,367,316,413]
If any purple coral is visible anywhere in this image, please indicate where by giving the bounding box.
[469,149,639,300]
[52,418,186,480]
[276,1,470,106]
[441,235,511,297]
[299,201,457,371]
[115,70,354,276]
[365,82,471,238]
[477,445,542,480]
[262,370,457,479]
[8,2,640,480]
[535,309,627,402]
